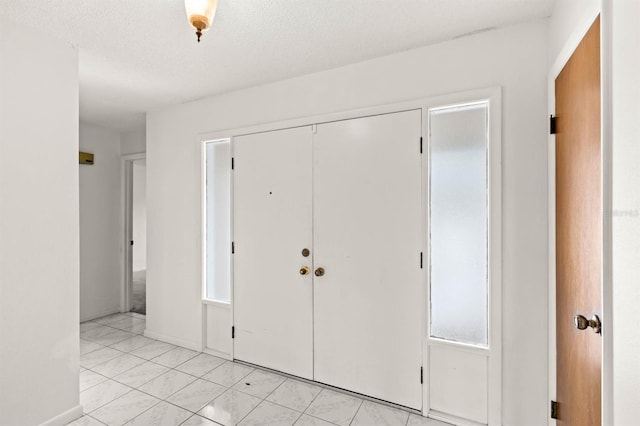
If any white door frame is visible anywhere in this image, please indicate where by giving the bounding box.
[121,152,146,313]
[199,87,502,424]
[546,4,612,425]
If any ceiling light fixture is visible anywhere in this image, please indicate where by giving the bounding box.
[185,0,218,43]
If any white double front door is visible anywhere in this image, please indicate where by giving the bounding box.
[233,110,422,409]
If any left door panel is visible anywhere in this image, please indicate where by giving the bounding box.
[233,126,314,379]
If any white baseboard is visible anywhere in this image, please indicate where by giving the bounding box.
[144,329,201,352]
[39,404,83,426]
[203,347,232,360]
[80,306,122,323]
[428,410,485,426]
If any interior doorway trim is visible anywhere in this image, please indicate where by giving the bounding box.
[121,152,146,313]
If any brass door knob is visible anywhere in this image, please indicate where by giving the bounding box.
[314,267,325,277]
[301,248,310,257]
[574,314,601,334]
[300,266,310,276]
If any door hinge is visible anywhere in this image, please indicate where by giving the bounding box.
[231,241,235,254]
[420,252,423,269]
[231,157,235,170]
[551,400,558,419]
[130,240,134,246]
[420,366,423,384]
[232,326,235,339]
[550,115,557,135]
[420,137,423,154]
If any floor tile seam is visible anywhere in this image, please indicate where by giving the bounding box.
[89,355,151,379]
[178,414,225,426]
[302,412,342,426]
[81,347,137,370]
[152,350,200,370]
[79,343,109,357]
[299,385,326,419]
[251,390,307,415]
[404,411,411,426]
[162,390,222,416]
[261,376,288,405]
[79,370,112,393]
[109,359,204,390]
[174,361,226,379]
[174,358,242,385]
[107,338,157,353]
[132,342,180,362]
[138,370,202,401]
[84,387,137,415]
[348,399,365,426]
[86,414,108,425]
[115,396,164,426]
[228,394,264,426]
[239,398,305,426]
[198,370,251,389]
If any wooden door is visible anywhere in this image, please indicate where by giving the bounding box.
[313,110,423,409]
[233,126,314,379]
[555,16,602,425]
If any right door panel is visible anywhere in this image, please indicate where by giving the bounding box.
[312,110,423,409]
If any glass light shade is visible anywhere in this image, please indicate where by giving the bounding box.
[185,0,218,31]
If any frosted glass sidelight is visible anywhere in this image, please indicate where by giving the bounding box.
[205,140,231,302]
[429,103,488,347]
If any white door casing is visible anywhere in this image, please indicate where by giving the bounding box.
[312,110,423,410]
[233,126,314,379]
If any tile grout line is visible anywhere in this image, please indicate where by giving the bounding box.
[348,399,365,426]
[79,314,420,426]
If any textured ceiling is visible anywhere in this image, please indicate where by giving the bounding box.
[1,0,553,130]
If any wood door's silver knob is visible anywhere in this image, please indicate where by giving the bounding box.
[573,314,601,334]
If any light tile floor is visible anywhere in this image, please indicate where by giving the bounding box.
[71,312,450,426]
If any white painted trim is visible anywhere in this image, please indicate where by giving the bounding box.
[203,347,233,360]
[429,410,487,426]
[39,404,83,426]
[423,88,502,426]
[197,87,502,423]
[200,137,234,355]
[420,106,429,416]
[487,89,503,426]
[600,2,613,425]
[200,138,208,352]
[80,307,121,323]
[120,152,146,314]
[197,87,500,143]
[202,299,231,308]
[546,5,604,425]
[143,329,201,352]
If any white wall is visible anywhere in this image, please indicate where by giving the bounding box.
[132,161,147,271]
[548,0,600,66]
[0,19,81,426]
[610,0,640,423]
[121,124,146,155]
[79,124,123,321]
[147,20,549,425]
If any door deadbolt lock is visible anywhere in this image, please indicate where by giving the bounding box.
[302,248,310,257]
[574,314,601,334]
[300,266,310,276]
[314,267,325,277]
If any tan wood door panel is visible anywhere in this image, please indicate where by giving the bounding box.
[555,15,602,426]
